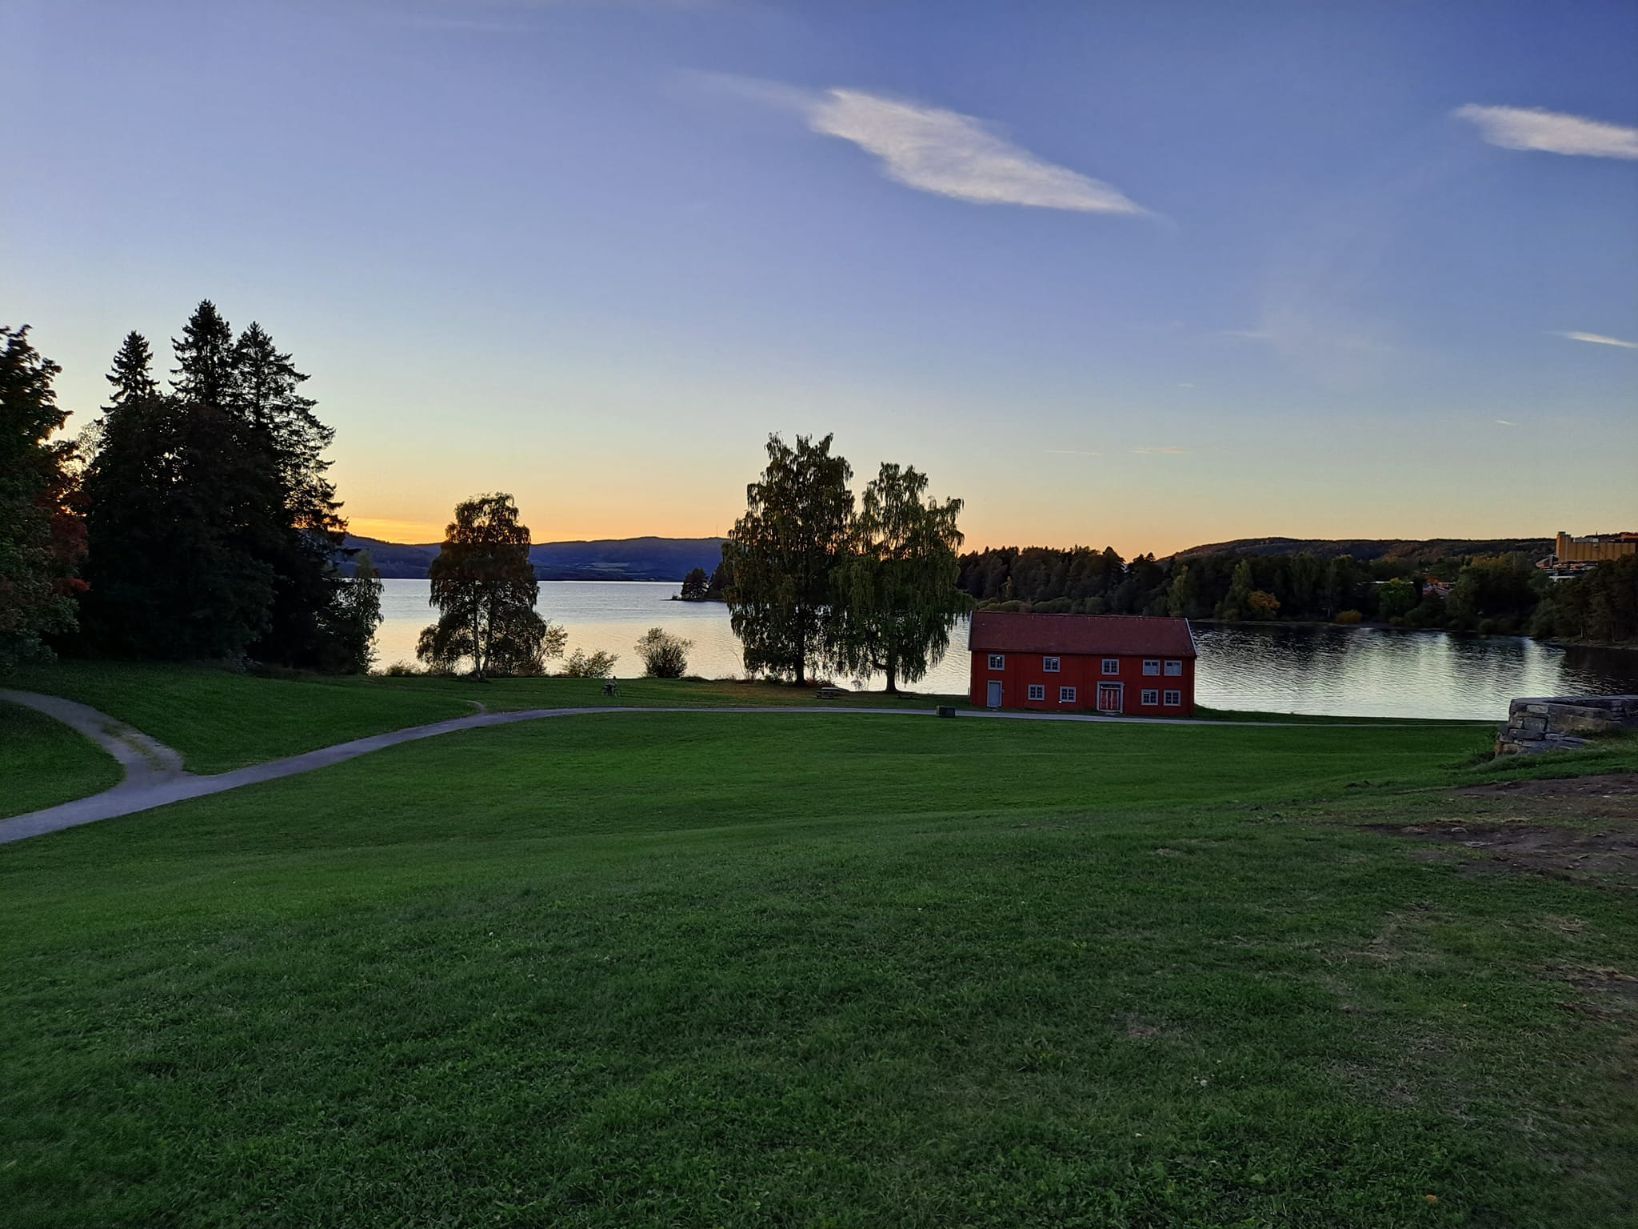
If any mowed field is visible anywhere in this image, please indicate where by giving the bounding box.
[3,667,1636,1227]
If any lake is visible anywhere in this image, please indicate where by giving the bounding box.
[374,579,1638,721]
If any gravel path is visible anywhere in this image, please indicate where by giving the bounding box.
[0,692,1466,845]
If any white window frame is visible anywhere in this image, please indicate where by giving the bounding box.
[1101,658,1120,675]
[1058,686,1076,704]
[1027,684,1046,701]
[1164,659,1183,676]
[1042,656,1061,673]
[1142,659,1160,676]
[988,654,1005,670]
[1164,689,1182,706]
[1141,688,1159,706]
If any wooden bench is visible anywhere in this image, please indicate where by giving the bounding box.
[815,686,847,701]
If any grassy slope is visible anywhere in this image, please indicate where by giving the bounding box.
[4,715,1634,1227]
[0,702,122,818]
[4,661,1483,783]
[4,661,475,774]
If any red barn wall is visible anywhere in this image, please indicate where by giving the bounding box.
[968,650,1196,716]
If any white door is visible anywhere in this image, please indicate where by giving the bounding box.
[986,680,1003,708]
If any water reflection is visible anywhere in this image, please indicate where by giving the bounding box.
[374,581,1638,720]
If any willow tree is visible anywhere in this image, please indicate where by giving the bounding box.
[834,463,966,692]
[417,493,563,677]
[723,433,853,684]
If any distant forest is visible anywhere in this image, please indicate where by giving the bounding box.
[956,541,1637,644]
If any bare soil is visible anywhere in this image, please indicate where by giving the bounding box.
[1364,773,1638,886]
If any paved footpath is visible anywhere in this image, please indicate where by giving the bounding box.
[0,690,1463,845]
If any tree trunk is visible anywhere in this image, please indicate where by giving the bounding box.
[884,646,898,693]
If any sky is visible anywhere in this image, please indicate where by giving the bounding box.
[3,0,1636,554]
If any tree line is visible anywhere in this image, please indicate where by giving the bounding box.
[958,543,1638,641]
[1,306,382,674]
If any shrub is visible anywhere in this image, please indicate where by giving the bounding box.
[1334,609,1364,625]
[635,627,692,678]
[560,648,619,679]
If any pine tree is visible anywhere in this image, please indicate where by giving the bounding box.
[834,462,966,692]
[722,434,854,684]
[0,326,84,670]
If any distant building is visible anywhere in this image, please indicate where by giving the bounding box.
[1555,530,1638,565]
[968,612,1197,716]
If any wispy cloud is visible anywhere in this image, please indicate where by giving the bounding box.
[711,77,1145,215]
[1044,448,1102,456]
[1454,105,1638,159]
[1132,447,1187,456]
[1556,330,1638,351]
[1494,418,1519,427]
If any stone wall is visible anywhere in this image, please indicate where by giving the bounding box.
[1495,695,1638,755]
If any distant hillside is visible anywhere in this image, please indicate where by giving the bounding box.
[1170,537,1552,565]
[343,535,726,581]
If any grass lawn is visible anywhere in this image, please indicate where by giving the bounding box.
[4,660,1485,792]
[4,661,476,774]
[0,701,122,818]
[3,712,1634,1227]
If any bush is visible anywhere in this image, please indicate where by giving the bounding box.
[1334,609,1363,625]
[635,627,692,678]
[560,648,619,679]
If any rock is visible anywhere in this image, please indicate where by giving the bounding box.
[1494,695,1638,756]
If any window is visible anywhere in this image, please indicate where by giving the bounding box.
[988,654,1005,670]
[1141,689,1159,706]
[1059,686,1076,704]
[1043,656,1061,673]
[1027,684,1046,701]
[1164,689,1182,706]
[1102,658,1120,675]
[1164,659,1183,676]
[1143,659,1160,676]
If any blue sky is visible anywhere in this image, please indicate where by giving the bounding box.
[3,0,1635,551]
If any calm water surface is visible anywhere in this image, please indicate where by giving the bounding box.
[375,580,1638,720]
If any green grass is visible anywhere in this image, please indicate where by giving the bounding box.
[5,660,475,773]
[5,660,1483,788]
[4,713,1634,1227]
[0,702,122,818]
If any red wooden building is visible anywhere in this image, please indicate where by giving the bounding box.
[967,612,1198,716]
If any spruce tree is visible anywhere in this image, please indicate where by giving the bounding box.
[231,321,347,666]
[82,320,279,658]
[0,326,83,670]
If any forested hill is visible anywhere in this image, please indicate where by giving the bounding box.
[344,535,726,581]
[1171,537,1552,564]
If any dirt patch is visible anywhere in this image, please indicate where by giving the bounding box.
[1457,772,1638,816]
[1365,821,1638,886]
[1365,773,1638,886]
[1545,964,1638,1019]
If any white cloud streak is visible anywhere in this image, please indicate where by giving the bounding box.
[1556,330,1638,351]
[1132,447,1188,455]
[1454,105,1638,160]
[712,77,1144,214]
